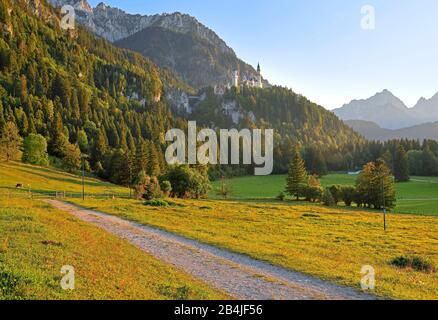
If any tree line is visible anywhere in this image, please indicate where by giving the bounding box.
[284,147,396,210]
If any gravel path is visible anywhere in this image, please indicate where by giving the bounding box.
[46,200,377,300]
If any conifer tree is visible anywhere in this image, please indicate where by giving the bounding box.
[393,144,409,182]
[285,147,308,200]
[373,158,396,209]
[148,143,161,177]
[135,140,149,173]
[92,129,108,167]
[0,121,22,161]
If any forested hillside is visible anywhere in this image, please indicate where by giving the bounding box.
[2,0,436,186]
[0,0,185,184]
[192,86,365,175]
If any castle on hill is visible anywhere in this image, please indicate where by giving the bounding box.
[214,63,264,95]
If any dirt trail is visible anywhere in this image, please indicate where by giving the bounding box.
[46,200,377,300]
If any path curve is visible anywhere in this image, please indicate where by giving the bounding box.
[46,200,377,300]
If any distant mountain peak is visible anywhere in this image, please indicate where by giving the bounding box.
[334,90,413,129]
[336,89,438,130]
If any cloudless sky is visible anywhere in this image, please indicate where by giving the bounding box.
[89,0,438,110]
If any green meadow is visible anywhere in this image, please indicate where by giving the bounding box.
[211,174,438,216]
[0,163,226,300]
[1,162,438,300]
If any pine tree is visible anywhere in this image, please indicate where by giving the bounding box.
[0,0,10,25]
[305,146,328,176]
[393,144,409,182]
[63,143,81,172]
[49,112,69,158]
[373,158,396,209]
[421,146,437,176]
[0,121,22,161]
[148,143,161,177]
[356,159,396,209]
[135,140,149,173]
[355,162,376,208]
[285,147,308,200]
[91,129,108,167]
[322,188,335,207]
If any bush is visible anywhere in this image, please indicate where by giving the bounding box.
[160,180,172,197]
[163,165,210,199]
[22,134,49,166]
[276,192,286,201]
[144,200,169,207]
[0,270,22,298]
[135,172,163,200]
[328,185,342,204]
[302,185,323,203]
[390,256,435,273]
[340,186,356,207]
[144,176,163,200]
[322,188,335,207]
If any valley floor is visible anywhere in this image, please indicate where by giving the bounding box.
[1,162,437,300]
[69,197,438,300]
[47,200,375,300]
[211,174,438,216]
[0,197,225,300]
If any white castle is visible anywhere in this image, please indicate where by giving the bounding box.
[214,63,263,95]
[235,63,263,89]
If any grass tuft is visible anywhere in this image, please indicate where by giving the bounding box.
[390,256,435,273]
[144,200,170,207]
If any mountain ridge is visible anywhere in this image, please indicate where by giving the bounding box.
[335,90,438,129]
[47,0,266,89]
[345,120,438,141]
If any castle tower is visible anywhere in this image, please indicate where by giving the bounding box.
[233,70,239,87]
[257,63,263,89]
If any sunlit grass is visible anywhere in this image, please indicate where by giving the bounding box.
[0,197,226,300]
[211,174,438,215]
[0,162,128,197]
[70,197,438,300]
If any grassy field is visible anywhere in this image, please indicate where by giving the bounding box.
[2,162,437,300]
[0,163,226,300]
[70,197,438,300]
[211,174,438,215]
[0,162,129,197]
[0,197,226,300]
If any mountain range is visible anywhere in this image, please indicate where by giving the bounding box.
[344,120,438,141]
[334,89,438,130]
[48,0,265,90]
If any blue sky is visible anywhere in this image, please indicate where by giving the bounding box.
[89,0,438,110]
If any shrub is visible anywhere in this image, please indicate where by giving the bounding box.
[0,270,22,298]
[22,134,49,166]
[340,186,356,207]
[390,256,435,273]
[216,177,233,199]
[160,180,172,197]
[276,192,286,201]
[163,165,211,199]
[328,185,342,204]
[322,188,335,207]
[144,200,169,207]
[144,176,163,200]
[302,185,323,203]
[135,172,163,200]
